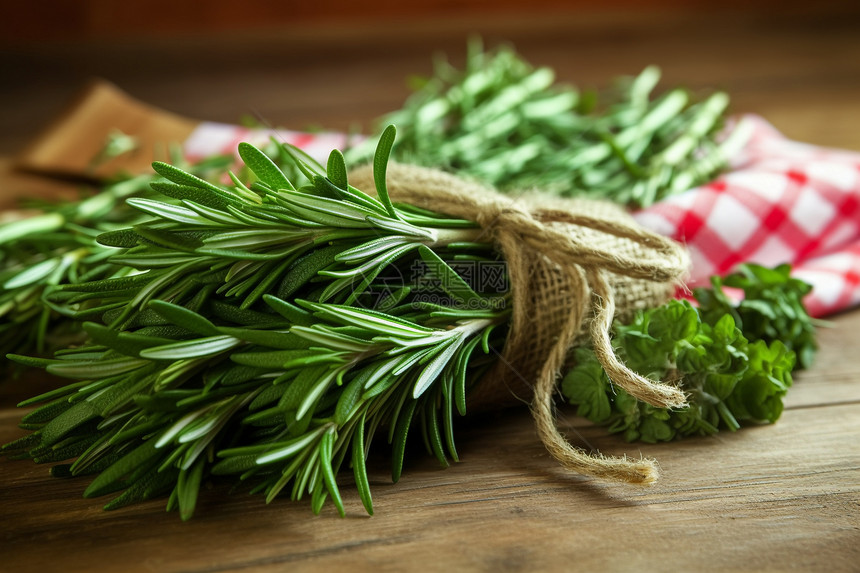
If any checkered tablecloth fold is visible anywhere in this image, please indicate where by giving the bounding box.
[635,115,860,317]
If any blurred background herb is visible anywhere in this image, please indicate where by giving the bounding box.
[348,42,746,208]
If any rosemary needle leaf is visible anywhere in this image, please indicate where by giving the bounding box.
[127,196,211,226]
[46,357,149,379]
[299,301,435,338]
[274,137,327,182]
[139,335,241,360]
[3,258,61,290]
[151,162,237,200]
[413,335,464,399]
[326,150,349,190]
[82,322,171,357]
[351,412,373,515]
[148,300,221,336]
[238,141,295,192]
[83,438,160,498]
[334,375,366,425]
[319,429,345,517]
[372,125,401,220]
[256,426,328,465]
[177,458,205,521]
[417,245,482,305]
[391,398,419,484]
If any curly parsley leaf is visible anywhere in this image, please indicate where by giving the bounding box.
[562,264,812,443]
[695,263,817,369]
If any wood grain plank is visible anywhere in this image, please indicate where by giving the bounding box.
[2,315,859,572]
[2,400,857,572]
[783,310,860,409]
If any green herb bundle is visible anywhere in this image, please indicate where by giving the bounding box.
[347,41,749,208]
[0,151,232,357]
[0,47,819,519]
[3,129,512,519]
[563,263,814,443]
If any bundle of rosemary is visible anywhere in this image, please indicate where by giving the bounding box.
[347,41,750,208]
[2,134,509,518]
[2,130,815,519]
[1,46,817,519]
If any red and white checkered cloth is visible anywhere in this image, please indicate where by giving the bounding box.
[183,116,860,318]
[634,115,860,317]
[183,123,359,166]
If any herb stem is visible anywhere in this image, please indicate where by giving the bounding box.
[423,227,485,247]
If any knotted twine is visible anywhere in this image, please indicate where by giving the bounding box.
[350,164,690,484]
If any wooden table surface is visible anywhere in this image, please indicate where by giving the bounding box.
[2,7,859,572]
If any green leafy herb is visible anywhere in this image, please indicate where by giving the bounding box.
[562,263,813,442]
[694,263,817,369]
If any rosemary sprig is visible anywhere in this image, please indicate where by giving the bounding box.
[0,148,233,357]
[347,41,747,208]
[3,128,509,519]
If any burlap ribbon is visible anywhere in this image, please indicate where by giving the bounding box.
[350,164,690,483]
